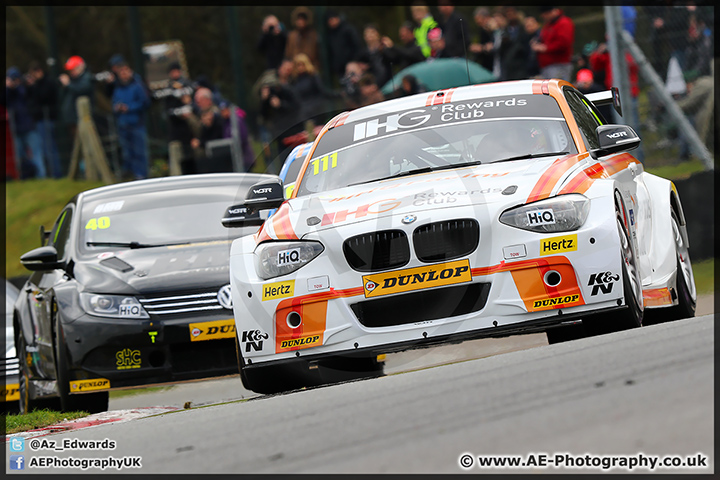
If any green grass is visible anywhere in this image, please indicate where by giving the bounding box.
[643,158,706,181]
[692,258,714,296]
[108,385,174,399]
[5,178,108,279]
[3,409,91,435]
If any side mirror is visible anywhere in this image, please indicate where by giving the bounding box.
[590,124,641,159]
[244,177,285,213]
[221,204,264,228]
[20,245,63,271]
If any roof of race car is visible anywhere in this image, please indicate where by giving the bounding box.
[73,173,275,203]
[326,79,557,128]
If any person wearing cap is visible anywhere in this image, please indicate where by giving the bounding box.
[325,10,363,84]
[531,7,575,82]
[6,66,46,178]
[58,55,95,133]
[436,0,471,59]
[112,62,151,180]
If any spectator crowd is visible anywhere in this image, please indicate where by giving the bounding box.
[4,3,714,180]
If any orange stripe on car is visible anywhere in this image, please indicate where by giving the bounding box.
[558,153,640,195]
[526,154,585,203]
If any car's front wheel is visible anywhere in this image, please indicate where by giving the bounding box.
[53,316,108,413]
[584,192,644,335]
[17,332,61,414]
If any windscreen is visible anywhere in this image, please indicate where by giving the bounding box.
[79,184,256,253]
[296,94,577,196]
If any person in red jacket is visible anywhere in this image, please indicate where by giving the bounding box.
[531,7,575,81]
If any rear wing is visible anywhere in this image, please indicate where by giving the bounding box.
[585,87,622,118]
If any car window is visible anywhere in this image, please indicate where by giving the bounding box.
[296,94,577,196]
[49,207,73,260]
[78,185,259,254]
[564,87,604,151]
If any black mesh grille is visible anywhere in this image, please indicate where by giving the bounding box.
[351,283,490,328]
[343,230,410,272]
[413,219,480,263]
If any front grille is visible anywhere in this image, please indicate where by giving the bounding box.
[413,219,479,263]
[343,230,410,272]
[139,290,225,316]
[350,283,490,328]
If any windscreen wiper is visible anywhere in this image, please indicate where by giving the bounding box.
[86,241,192,249]
[491,151,570,163]
[348,167,435,186]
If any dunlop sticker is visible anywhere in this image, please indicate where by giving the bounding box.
[532,294,581,311]
[2,383,20,402]
[279,334,321,351]
[70,378,110,393]
[362,259,471,298]
[189,319,236,342]
[262,280,295,301]
[539,234,577,256]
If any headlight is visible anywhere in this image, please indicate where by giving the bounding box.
[254,241,324,280]
[499,194,590,233]
[79,293,150,319]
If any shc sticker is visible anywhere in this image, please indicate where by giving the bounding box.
[115,348,141,370]
[262,280,295,301]
[70,378,110,393]
[539,234,577,256]
[362,259,471,298]
[189,319,236,342]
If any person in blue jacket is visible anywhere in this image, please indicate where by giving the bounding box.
[112,62,150,180]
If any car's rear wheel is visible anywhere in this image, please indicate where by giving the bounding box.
[583,192,643,335]
[645,211,696,324]
[54,316,109,413]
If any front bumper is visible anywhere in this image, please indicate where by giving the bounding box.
[231,198,626,367]
[61,312,239,391]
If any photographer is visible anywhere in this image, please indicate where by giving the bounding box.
[257,15,287,71]
[162,61,195,173]
[58,55,95,137]
[259,78,304,173]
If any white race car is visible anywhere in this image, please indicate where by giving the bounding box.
[227,79,696,394]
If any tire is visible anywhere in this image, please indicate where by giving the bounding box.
[240,362,310,395]
[316,356,385,384]
[546,323,588,344]
[645,211,696,324]
[584,192,643,335]
[17,333,61,414]
[53,316,108,413]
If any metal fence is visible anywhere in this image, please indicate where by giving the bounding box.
[602,5,714,170]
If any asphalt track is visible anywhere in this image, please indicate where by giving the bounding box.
[8,314,713,474]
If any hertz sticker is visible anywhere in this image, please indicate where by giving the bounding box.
[262,280,295,301]
[70,378,110,393]
[2,383,20,402]
[189,319,236,342]
[362,259,471,298]
[539,234,577,256]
